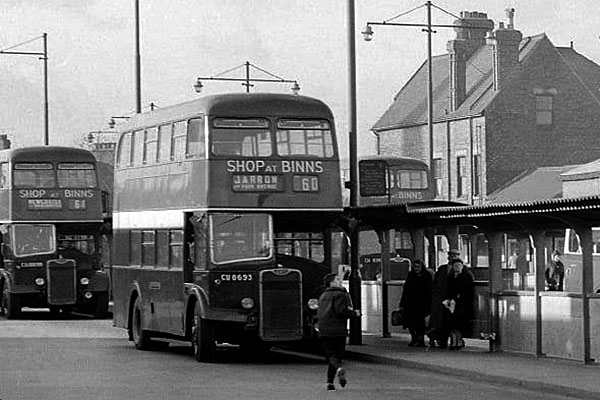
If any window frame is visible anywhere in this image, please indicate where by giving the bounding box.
[535,94,554,126]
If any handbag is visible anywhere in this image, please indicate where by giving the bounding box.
[391,308,404,326]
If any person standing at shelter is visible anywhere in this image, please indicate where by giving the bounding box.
[446,258,475,349]
[317,273,361,391]
[545,250,565,291]
[399,259,432,347]
[428,249,461,348]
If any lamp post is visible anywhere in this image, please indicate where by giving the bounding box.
[346,0,362,345]
[135,0,142,113]
[193,61,300,94]
[362,1,490,170]
[0,33,49,145]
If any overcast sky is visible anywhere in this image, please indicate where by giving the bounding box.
[1,0,600,157]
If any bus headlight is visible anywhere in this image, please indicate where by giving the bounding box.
[35,277,45,286]
[241,298,254,309]
[80,277,90,285]
[308,298,319,310]
[84,291,93,299]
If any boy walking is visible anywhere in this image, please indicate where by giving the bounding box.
[317,273,361,391]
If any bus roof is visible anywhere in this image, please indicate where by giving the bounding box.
[0,146,97,164]
[118,92,335,132]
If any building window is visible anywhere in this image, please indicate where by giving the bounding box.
[432,158,443,197]
[473,154,481,197]
[535,95,553,126]
[456,156,467,197]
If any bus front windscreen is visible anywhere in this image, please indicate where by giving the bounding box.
[11,224,56,257]
[209,213,273,265]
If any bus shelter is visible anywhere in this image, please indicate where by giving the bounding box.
[352,195,600,364]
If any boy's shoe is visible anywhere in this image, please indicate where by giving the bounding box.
[327,384,336,391]
[336,367,347,388]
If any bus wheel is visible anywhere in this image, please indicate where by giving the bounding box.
[1,283,21,319]
[92,292,109,319]
[191,302,215,362]
[131,297,151,350]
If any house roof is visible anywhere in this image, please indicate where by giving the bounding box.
[560,158,600,181]
[487,164,578,203]
[555,46,600,107]
[372,33,551,131]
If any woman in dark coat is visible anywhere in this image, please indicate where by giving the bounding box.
[399,259,433,347]
[446,258,474,349]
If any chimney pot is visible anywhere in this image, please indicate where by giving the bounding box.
[506,8,515,29]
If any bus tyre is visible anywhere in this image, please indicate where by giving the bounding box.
[131,297,151,350]
[92,292,109,319]
[1,283,21,319]
[192,302,215,362]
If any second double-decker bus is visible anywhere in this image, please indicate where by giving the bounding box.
[0,146,109,319]
[358,156,433,207]
[111,93,343,361]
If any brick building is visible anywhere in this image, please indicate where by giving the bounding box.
[371,9,600,205]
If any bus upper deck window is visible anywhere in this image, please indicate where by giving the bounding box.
[58,163,97,188]
[211,118,271,157]
[187,118,205,157]
[276,119,334,158]
[13,163,55,188]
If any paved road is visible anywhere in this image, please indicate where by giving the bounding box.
[0,311,583,400]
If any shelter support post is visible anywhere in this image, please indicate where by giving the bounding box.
[377,229,392,338]
[425,228,436,272]
[574,225,594,364]
[470,234,479,269]
[531,231,546,357]
[349,225,362,344]
[486,231,503,352]
[411,228,426,265]
[444,226,459,252]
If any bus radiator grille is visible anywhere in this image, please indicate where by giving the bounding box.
[259,269,303,341]
[46,260,77,305]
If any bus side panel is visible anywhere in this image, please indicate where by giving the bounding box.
[563,253,600,293]
[113,162,209,212]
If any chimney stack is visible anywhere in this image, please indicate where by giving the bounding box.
[487,8,522,91]
[447,11,494,111]
[0,135,11,150]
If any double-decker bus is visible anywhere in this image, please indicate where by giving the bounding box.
[111,93,343,361]
[0,146,109,319]
[358,156,433,207]
[562,228,600,293]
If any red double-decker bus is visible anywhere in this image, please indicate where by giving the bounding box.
[111,93,343,361]
[0,146,109,319]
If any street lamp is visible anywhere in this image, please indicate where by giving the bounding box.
[0,33,49,145]
[363,1,490,168]
[363,1,491,338]
[193,61,300,94]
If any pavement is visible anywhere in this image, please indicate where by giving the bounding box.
[340,333,600,400]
